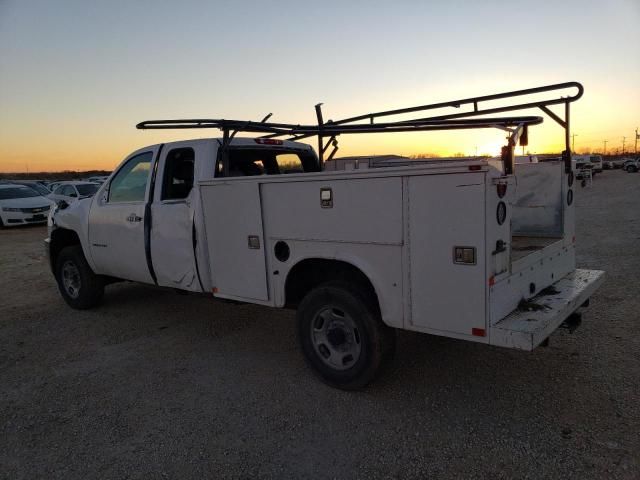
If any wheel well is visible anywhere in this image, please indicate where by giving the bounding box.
[50,228,81,270]
[284,259,379,310]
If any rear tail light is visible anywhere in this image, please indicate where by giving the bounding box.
[472,328,486,337]
[254,138,283,145]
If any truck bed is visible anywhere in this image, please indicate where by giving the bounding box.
[511,235,562,262]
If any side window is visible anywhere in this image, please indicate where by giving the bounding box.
[276,153,303,174]
[64,185,77,197]
[54,185,65,195]
[161,148,195,200]
[109,152,152,203]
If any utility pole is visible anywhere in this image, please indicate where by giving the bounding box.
[603,140,607,155]
[622,136,626,155]
[571,133,578,151]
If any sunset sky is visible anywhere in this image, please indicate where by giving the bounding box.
[1,0,638,173]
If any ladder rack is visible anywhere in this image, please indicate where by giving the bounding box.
[137,82,583,175]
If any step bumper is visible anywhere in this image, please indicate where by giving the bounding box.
[490,269,605,350]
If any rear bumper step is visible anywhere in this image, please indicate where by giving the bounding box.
[490,269,605,350]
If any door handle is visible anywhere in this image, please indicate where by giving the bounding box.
[126,213,143,222]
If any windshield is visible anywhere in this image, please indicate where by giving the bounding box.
[0,186,42,200]
[76,184,99,196]
[20,183,51,196]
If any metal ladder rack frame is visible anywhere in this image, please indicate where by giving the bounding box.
[137,82,583,175]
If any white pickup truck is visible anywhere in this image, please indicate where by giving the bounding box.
[46,82,604,389]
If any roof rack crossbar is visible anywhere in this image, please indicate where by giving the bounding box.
[136,116,542,134]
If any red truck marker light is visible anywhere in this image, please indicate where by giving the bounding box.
[472,328,486,337]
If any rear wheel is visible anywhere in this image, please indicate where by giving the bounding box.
[55,245,104,309]
[297,281,395,390]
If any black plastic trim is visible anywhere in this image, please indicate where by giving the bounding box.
[144,144,163,285]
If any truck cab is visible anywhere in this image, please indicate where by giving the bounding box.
[49,138,319,294]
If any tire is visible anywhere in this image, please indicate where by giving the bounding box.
[55,245,104,309]
[297,280,395,390]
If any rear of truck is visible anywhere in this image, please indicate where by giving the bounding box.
[486,160,604,350]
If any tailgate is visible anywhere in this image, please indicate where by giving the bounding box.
[490,269,605,350]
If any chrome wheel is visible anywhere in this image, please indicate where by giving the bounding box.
[311,306,362,370]
[61,260,81,299]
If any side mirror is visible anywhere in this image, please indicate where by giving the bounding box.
[56,200,69,210]
[69,193,78,198]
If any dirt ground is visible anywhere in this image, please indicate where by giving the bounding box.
[1,170,639,479]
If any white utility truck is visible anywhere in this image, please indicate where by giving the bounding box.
[46,82,604,389]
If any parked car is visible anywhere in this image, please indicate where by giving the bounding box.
[86,175,109,184]
[0,184,54,227]
[572,157,593,180]
[623,158,639,172]
[589,155,603,173]
[7,180,53,197]
[48,181,63,192]
[603,158,625,169]
[49,181,101,203]
[572,155,601,176]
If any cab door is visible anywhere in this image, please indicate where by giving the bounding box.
[88,148,157,283]
[149,142,203,291]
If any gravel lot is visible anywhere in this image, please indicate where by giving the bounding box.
[1,170,638,479]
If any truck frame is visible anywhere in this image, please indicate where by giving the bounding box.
[47,82,604,389]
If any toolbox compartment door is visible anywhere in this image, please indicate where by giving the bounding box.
[407,173,486,338]
[200,181,269,302]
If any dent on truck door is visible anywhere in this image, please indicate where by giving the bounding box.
[88,150,155,283]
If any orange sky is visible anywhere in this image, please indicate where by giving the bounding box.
[1,1,638,173]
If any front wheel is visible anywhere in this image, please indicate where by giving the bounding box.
[55,245,104,309]
[297,281,395,390]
